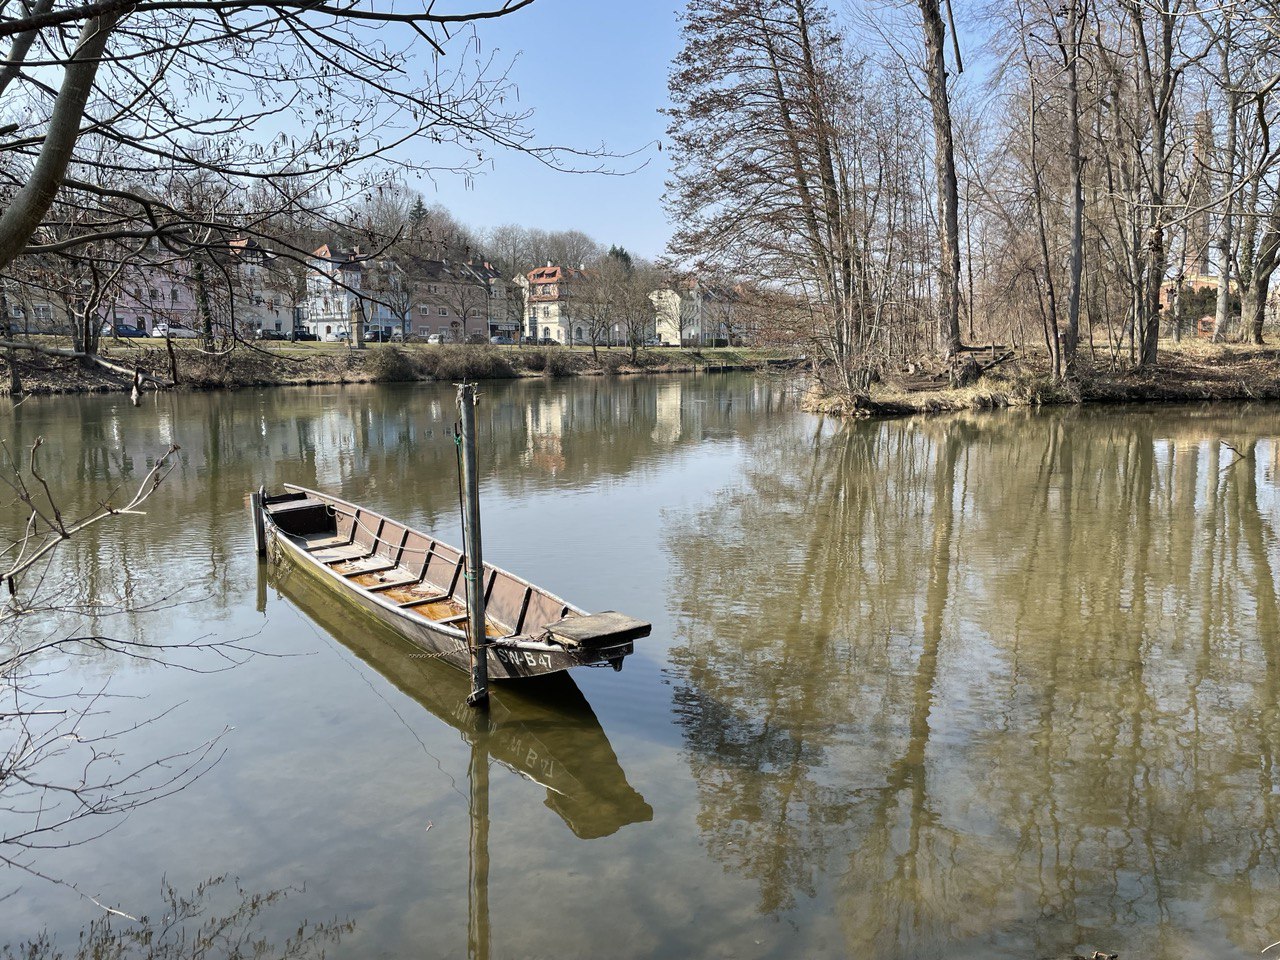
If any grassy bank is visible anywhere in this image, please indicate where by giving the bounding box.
[0,340,788,396]
[805,341,1280,417]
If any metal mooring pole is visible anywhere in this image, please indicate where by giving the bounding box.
[250,486,266,559]
[457,383,490,709]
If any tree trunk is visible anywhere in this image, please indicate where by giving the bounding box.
[1027,78,1061,379]
[0,289,23,397]
[193,257,214,343]
[1062,0,1085,376]
[917,0,963,358]
[0,10,123,271]
[1245,221,1280,343]
[1213,88,1239,342]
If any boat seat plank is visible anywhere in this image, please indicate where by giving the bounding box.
[398,594,451,609]
[366,576,424,593]
[268,497,328,515]
[295,532,351,550]
[312,544,370,564]
[543,611,651,648]
[338,558,397,577]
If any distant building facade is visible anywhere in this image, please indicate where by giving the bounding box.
[652,278,741,346]
[522,263,589,344]
[302,244,516,341]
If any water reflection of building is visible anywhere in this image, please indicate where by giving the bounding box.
[523,391,570,475]
[652,380,683,446]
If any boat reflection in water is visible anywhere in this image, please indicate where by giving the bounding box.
[265,559,653,831]
[266,562,653,958]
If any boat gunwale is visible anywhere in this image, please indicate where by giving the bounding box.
[271,483,586,647]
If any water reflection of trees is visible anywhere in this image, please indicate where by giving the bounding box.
[5,875,351,959]
[666,408,1280,957]
[1,375,785,642]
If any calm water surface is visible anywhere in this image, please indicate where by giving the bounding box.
[3,374,1280,959]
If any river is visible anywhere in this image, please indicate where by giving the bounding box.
[2,374,1279,959]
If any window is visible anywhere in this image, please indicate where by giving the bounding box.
[438,307,448,317]
[171,288,179,303]
[325,325,332,334]
[542,327,550,340]
[542,306,550,318]
[32,303,53,322]
[427,284,439,294]
[418,303,429,315]
[149,288,160,300]
[133,287,142,300]
[8,306,22,319]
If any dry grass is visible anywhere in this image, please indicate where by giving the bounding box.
[807,340,1280,418]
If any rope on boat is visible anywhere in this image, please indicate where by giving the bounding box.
[322,504,439,558]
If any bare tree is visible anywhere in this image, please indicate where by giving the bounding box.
[0,0,612,363]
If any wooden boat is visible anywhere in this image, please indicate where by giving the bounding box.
[255,484,650,680]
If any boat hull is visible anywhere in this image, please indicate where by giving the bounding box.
[260,488,641,680]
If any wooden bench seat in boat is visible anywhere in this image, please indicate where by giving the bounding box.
[542,611,651,648]
[311,544,369,564]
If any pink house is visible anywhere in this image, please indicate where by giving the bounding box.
[106,261,198,333]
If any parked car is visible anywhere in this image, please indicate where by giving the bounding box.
[291,328,319,341]
[426,333,446,345]
[489,335,514,345]
[101,322,147,338]
[151,322,199,339]
[537,337,561,347]
[466,333,488,345]
[256,328,287,341]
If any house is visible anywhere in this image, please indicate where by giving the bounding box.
[227,238,291,335]
[522,263,590,344]
[301,244,517,341]
[400,257,516,341]
[301,244,371,340]
[651,278,742,346]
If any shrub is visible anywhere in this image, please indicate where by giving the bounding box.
[364,346,421,382]
[520,348,579,377]
[423,344,515,381]
[599,352,628,374]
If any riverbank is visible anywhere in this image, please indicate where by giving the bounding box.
[805,341,1280,417]
[0,340,790,396]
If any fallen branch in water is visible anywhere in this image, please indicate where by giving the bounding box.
[0,438,179,596]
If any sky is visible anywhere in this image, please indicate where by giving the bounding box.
[423,1,681,260]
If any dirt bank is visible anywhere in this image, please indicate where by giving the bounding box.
[0,341,779,397]
[804,342,1280,417]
